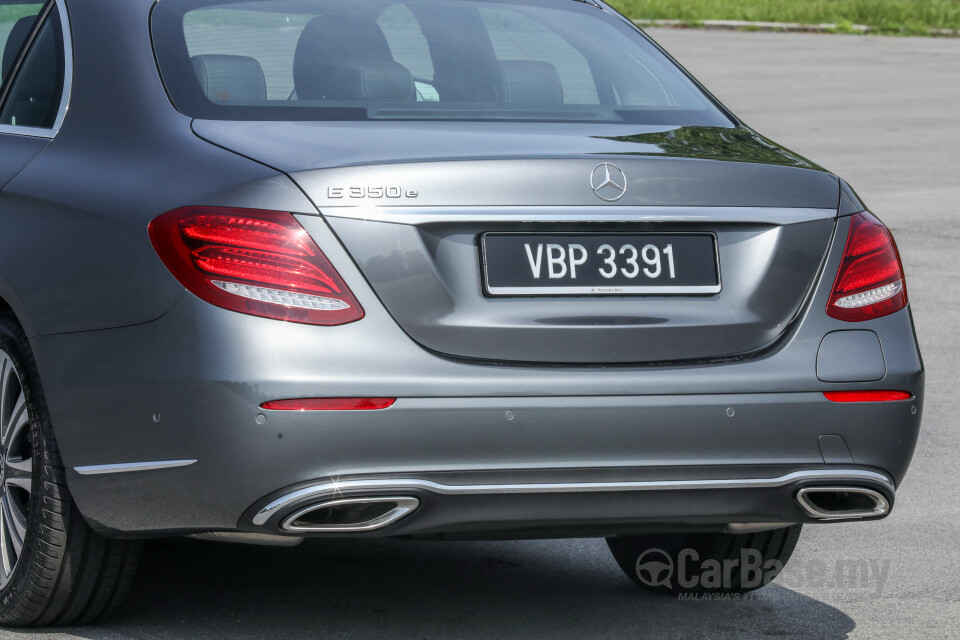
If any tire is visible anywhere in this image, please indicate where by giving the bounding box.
[606,525,802,595]
[0,314,141,627]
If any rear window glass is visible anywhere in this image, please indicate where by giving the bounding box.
[151,0,732,126]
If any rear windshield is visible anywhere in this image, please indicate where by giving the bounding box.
[151,0,732,126]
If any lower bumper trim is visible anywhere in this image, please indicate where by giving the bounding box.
[251,468,894,526]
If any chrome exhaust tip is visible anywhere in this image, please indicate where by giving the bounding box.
[796,487,890,520]
[280,496,419,533]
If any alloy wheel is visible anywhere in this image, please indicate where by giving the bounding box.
[0,351,33,587]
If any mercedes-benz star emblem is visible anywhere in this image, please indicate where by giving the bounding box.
[590,163,627,202]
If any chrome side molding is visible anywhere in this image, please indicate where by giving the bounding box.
[74,459,197,476]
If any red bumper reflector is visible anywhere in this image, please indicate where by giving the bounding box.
[823,391,911,403]
[260,398,396,411]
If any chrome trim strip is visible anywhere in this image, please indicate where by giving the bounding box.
[281,497,420,533]
[252,469,894,526]
[485,284,723,295]
[51,0,73,132]
[187,532,304,547]
[725,523,794,534]
[0,125,54,139]
[74,459,197,476]
[321,206,836,226]
[795,486,890,520]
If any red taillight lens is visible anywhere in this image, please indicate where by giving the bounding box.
[261,398,396,411]
[149,207,363,325]
[823,391,912,403]
[826,212,907,322]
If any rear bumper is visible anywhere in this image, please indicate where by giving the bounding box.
[29,286,923,537]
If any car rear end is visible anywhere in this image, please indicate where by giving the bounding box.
[55,0,923,542]
[0,0,925,624]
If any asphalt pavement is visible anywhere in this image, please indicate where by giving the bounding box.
[3,29,959,640]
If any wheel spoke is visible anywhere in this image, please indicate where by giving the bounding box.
[3,393,26,448]
[0,508,11,578]
[5,456,30,474]
[0,356,10,447]
[0,493,23,555]
[4,472,31,493]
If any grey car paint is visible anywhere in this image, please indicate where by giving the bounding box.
[817,331,886,383]
[320,213,834,363]
[0,0,923,538]
[33,211,923,534]
[192,123,844,364]
[0,133,49,189]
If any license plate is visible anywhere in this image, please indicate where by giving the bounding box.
[482,233,720,296]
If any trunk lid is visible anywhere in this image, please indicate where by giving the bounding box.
[194,121,839,364]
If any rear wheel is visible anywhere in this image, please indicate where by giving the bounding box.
[0,315,141,627]
[606,525,802,595]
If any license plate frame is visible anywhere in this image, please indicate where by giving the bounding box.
[481,232,721,296]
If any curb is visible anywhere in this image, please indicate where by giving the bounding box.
[633,18,959,38]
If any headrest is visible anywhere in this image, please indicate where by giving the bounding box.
[294,14,412,101]
[2,16,37,81]
[495,60,563,104]
[300,60,415,101]
[191,54,267,103]
[432,68,497,103]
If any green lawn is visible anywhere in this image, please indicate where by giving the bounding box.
[607,0,960,34]
[0,5,42,22]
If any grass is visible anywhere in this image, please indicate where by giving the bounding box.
[607,0,960,34]
[0,5,42,22]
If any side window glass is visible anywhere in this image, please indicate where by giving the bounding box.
[0,2,44,85]
[0,7,63,129]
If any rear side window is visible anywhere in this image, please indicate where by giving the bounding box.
[152,0,731,126]
[0,2,44,84]
[0,7,63,128]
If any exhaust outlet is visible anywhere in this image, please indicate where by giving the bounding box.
[796,487,890,520]
[280,496,419,533]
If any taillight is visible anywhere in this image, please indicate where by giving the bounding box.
[826,212,907,322]
[149,207,363,325]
